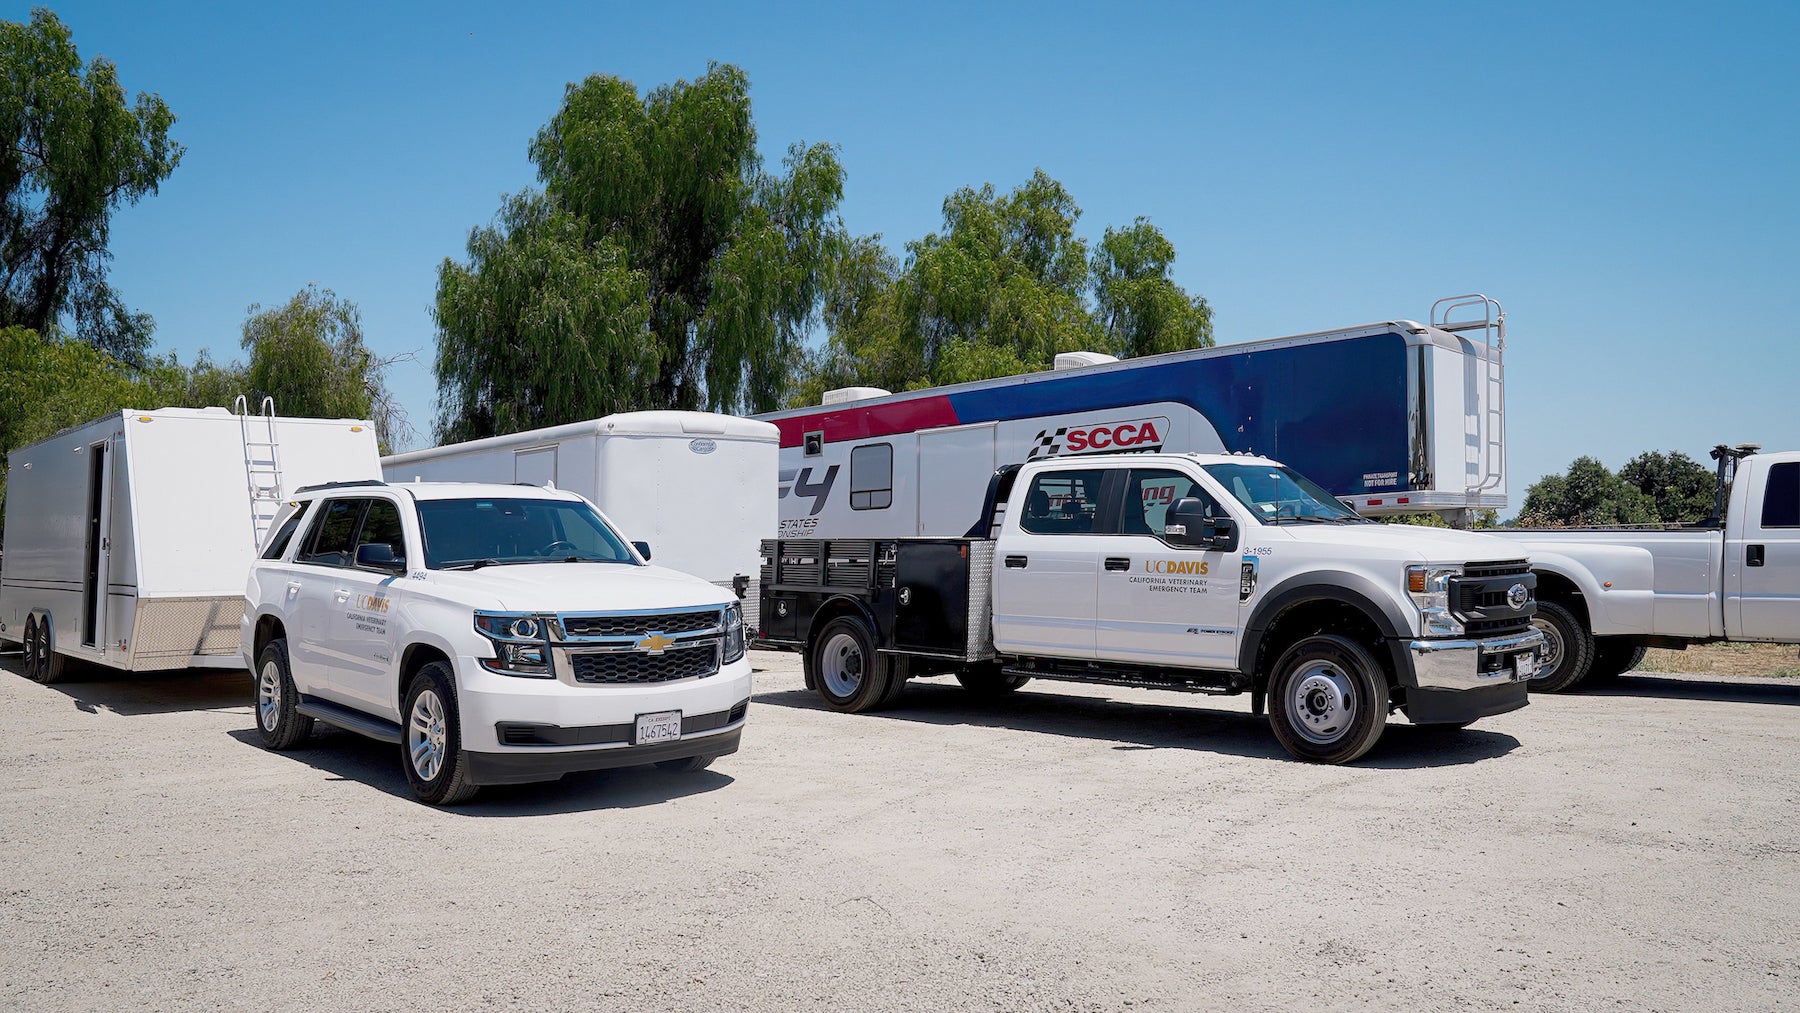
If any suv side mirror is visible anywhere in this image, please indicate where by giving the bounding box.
[355,542,405,572]
[1165,498,1239,552]
[632,540,653,561]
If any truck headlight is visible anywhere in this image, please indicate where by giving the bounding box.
[723,605,746,664]
[475,611,553,677]
[1405,565,1464,637]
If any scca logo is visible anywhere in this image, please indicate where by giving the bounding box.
[1027,416,1169,459]
[1144,559,1209,575]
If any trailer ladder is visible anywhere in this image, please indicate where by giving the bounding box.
[235,395,285,549]
[1431,294,1507,498]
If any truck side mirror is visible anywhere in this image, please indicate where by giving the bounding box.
[632,540,653,561]
[1165,499,1238,552]
[355,542,405,572]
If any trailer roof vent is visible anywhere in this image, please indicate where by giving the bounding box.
[1053,351,1119,371]
[821,386,891,406]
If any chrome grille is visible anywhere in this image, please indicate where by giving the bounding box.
[568,643,719,684]
[559,609,721,639]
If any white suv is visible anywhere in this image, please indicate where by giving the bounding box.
[243,480,752,805]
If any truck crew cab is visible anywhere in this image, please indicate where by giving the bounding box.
[760,454,1545,764]
[244,480,751,805]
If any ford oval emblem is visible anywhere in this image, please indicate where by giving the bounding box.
[688,438,717,455]
[1507,582,1530,610]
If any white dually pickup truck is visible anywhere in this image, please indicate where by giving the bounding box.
[244,480,751,805]
[758,453,1546,764]
[1492,447,1800,691]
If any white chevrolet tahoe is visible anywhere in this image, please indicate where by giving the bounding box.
[243,481,751,805]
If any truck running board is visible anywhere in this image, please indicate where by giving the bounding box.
[297,696,404,744]
[1001,662,1247,696]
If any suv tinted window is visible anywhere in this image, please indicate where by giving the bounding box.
[260,509,307,560]
[1019,471,1105,535]
[297,499,364,567]
[1762,462,1799,528]
[356,499,407,565]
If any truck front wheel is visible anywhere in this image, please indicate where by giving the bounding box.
[1266,634,1388,765]
[811,616,892,713]
[1527,601,1594,693]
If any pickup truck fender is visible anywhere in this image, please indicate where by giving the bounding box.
[1239,573,1417,686]
[1510,542,1656,637]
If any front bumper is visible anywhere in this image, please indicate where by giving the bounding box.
[1401,628,1544,725]
[464,726,744,785]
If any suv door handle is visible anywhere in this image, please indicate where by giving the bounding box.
[1747,544,1765,567]
[1004,555,1028,569]
[286,581,302,597]
[334,589,351,603]
[1104,557,1131,571]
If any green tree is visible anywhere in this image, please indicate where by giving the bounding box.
[1519,456,1658,527]
[1092,217,1214,357]
[435,63,846,440]
[0,9,183,362]
[1619,450,1714,524]
[242,285,409,452]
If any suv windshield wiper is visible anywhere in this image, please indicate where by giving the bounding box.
[551,555,624,563]
[443,558,509,570]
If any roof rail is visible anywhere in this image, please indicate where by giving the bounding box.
[292,479,389,494]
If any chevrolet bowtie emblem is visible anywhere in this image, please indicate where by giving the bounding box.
[635,632,675,654]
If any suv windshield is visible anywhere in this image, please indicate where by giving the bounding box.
[1202,463,1367,524]
[414,497,637,569]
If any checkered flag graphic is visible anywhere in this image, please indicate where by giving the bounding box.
[1025,427,1069,460]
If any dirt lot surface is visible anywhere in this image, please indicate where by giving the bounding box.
[3,649,1797,1012]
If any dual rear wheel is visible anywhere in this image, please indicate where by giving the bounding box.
[19,615,67,685]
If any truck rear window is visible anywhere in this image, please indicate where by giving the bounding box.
[414,498,636,569]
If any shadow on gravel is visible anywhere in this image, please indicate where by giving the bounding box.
[1581,674,1800,706]
[224,726,735,816]
[756,681,1519,768]
[1,653,249,716]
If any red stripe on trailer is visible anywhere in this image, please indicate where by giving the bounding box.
[773,396,960,448]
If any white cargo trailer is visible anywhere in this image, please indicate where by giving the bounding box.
[380,411,778,616]
[0,403,381,681]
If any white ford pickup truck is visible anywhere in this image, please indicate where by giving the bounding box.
[243,480,751,805]
[1491,447,1800,691]
[758,453,1546,764]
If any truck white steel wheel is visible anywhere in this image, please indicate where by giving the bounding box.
[253,639,314,750]
[810,616,892,713]
[1526,601,1593,693]
[1266,633,1388,764]
[401,663,478,805]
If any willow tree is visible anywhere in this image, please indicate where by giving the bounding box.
[434,63,845,441]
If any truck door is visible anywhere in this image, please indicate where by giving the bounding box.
[991,467,1110,659]
[1728,458,1800,640]
[1096,468,1241,669]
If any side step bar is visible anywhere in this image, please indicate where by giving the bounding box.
[297,696,404,744]
[1001,661,1247,696]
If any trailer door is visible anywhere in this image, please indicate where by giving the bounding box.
[81,436,115,650]
[515,446,557,488]
[917,424,997,536]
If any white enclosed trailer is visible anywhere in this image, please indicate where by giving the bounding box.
[380,411,778,615]
[0,404,381,679]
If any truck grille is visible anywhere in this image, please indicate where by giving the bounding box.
[1452,560,1535,636]
[560,609,722,639]
[568,643,719,684]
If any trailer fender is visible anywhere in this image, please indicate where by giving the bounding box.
[1522,545,1655,637]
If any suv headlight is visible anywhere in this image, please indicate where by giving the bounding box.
[474,611,553,677]
[722,604,746,664]
[1405,565,1464,637]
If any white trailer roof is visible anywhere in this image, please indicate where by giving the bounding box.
[383,411,777,470]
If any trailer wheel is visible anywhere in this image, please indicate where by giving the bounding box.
[254,639,314,750]
[1586,639,1648,684]
[956,663,1030,699]
[810,616,892,713]
[20,617,40,681]
[1528,601,1594,693]
[1266,634,1388,765]
[402,663,479,806]
[27,613,67,685]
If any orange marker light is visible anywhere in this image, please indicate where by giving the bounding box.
[1603,581,1613,589]
[1408,571,1427,593]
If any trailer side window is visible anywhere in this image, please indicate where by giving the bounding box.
[1762,463,1799,528]
[297,499,364,568]
[1019,471,1104,535]
[850,443,893,510]
[261,510,307,560]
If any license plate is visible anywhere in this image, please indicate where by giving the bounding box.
[1513,653,1539,681]
[635,710,682,745]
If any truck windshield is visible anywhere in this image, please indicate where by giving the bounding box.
[1202,463,1367,524]
[414,498,637,569]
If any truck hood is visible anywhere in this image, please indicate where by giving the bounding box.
[1275,523,1524,563]
[415,563,734,613]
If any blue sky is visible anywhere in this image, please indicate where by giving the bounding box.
[31,0,1800,509]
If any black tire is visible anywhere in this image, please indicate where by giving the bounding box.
[21,617,40,681]
[956,662,1030,699]
[1266,634,1389,765]
[1528,601,1594,693]
[402,663,479,806]
[1586,639,1648,683]
[656,755,716,774]
[253,639,314,750]
[809,616,892,713]
[28,614,66,685]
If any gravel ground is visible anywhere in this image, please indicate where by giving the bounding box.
[3,648,1797,1012]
